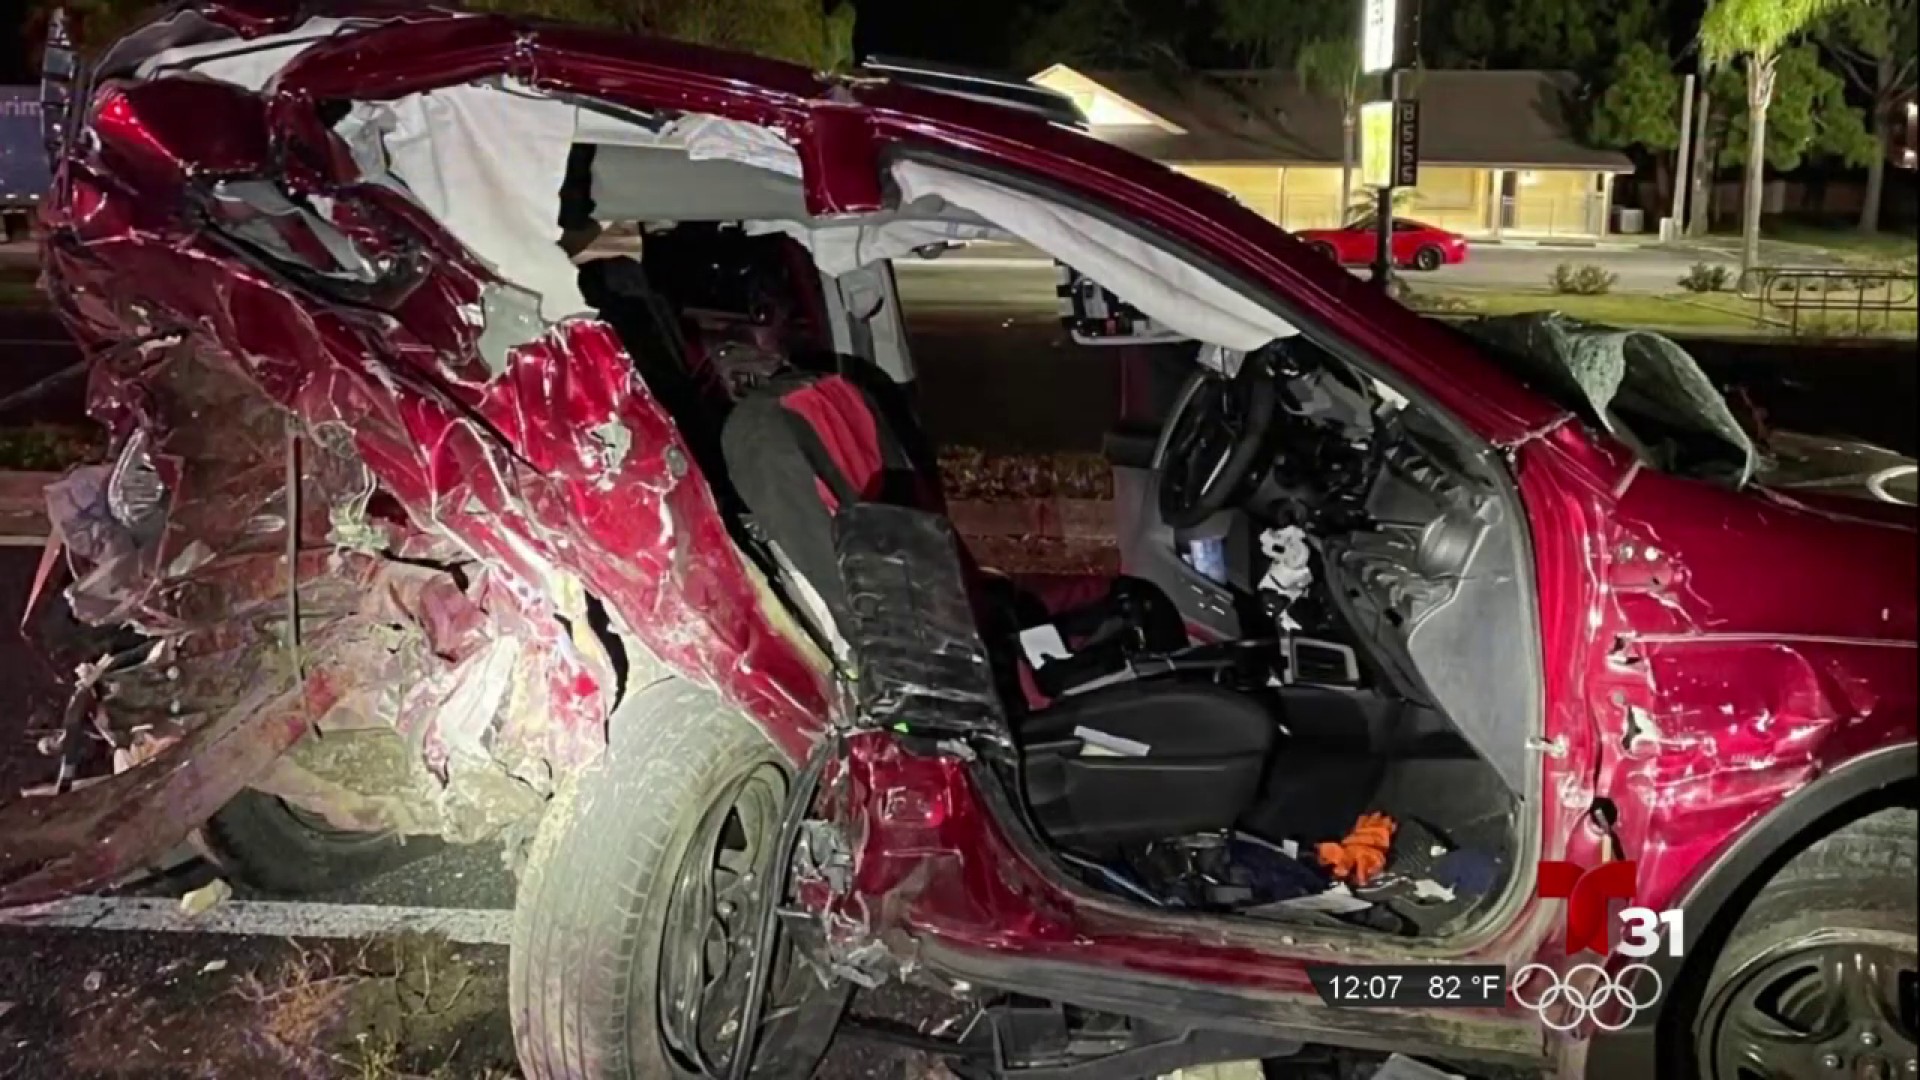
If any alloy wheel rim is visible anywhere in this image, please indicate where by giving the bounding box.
[659,762,787,1076]
[1702,937,1918,1080]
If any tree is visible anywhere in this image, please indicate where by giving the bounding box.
[1216,0,1364,216]
[1297,37,1364,216]
[34,0,855,69]
[1012,0,1187,73]
[1348,186,1417,219]
[1591,42,1686,154]
[25,0,157,56]
[1684,45,1871,232]
[1438,0,1501,67]
[1505,0,1603,71]
[1604,0,1671,54]
[1714,44,1875,170]
[466,0,856,69]
[1699,0,1854,274]
[1818,0,1918,232]
[1590,41,1685,215]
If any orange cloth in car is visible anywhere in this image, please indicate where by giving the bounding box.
[1316,812,1397,887]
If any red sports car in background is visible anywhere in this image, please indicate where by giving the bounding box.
[1297,217,1471,271]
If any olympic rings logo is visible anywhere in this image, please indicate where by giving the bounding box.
[1511,962,1663,1033]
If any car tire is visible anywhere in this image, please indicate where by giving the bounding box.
[509,679,846,1080]
[202,788,443,896]
[1681,807,1917,1080]
[1413,245,1444,272]
[1310,241,1340,263]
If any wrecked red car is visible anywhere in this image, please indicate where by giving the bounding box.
[7,4,1916,1079]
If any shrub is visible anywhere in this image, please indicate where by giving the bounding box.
[1548,262,1618,296]
[1678,262,1733,293]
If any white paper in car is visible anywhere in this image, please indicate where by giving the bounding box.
[1017,624,1072,668]
[1256,883,1375,915]
[1073,727,1151,758]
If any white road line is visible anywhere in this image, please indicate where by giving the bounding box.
[0,896,513,945]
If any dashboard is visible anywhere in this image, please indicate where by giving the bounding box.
[1120,339,1541,792]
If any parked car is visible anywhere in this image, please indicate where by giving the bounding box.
[1297,217,1471,271]
[10,7,1914,1080]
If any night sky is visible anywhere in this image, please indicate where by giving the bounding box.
[0,1,1042,83]
[848,0,1028,69]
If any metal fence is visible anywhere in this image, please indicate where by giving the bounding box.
[1739,265,1919,338]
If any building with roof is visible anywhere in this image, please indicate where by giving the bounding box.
[1031,65,1635,239]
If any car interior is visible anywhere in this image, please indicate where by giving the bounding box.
[187,64,1543,941]
[526,118,1544,941]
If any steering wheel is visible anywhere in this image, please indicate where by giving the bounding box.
[1153,353,1277,530]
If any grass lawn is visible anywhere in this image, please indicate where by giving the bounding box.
[1759,223,1919,269]
[1416,285,1918,339]
[1692,223,1920,270]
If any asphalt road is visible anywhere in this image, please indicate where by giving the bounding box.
[0,548,964,1080]
[906,239,1751,296]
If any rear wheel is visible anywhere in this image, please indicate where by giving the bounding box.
[1689,808,1917,1080]
[1310,241,1340,263]
[509,680,845,1080]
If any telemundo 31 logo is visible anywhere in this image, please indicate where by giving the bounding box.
[1514,860,1684,1033]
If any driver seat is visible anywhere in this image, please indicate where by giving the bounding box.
[719,368,1276,853]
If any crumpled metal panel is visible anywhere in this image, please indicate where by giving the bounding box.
[10,39,831,900]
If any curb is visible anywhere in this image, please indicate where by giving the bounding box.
[1479,238,1655,252]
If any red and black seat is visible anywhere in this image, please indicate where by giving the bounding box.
[718,367,1274,853]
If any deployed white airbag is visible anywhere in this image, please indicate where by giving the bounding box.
[348,85,587,320]
[892,161,1297,350]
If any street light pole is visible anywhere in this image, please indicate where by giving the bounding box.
[1371,68,1401,288]
[1669,73,1695,241]
[1359,0,1407,291]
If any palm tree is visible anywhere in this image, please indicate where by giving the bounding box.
[1699,0,1854,274]
[1297,36,1363,220]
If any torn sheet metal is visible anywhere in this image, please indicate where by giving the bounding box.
[11,32,835,897]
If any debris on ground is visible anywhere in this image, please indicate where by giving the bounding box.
[0,928,520,1079]
[1371,1052,1468,1079]
[179,878,232,918]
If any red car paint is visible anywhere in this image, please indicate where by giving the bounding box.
[1295,219,1472,269]
[14,6,1915,1072]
